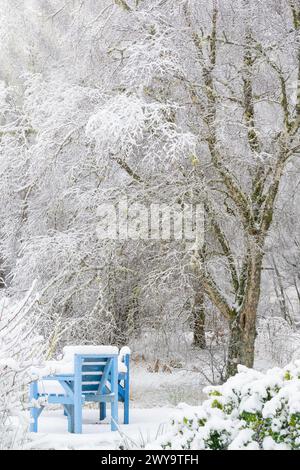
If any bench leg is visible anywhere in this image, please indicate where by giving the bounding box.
[100,402,106,421]
[111,357,118,431]
[124,394,129,425]
[124,355,130,424]
[64,405,75,433]
[74,356,83,433]
[74,401,82,434]
[29,382,39,432]
[30,408,39,433]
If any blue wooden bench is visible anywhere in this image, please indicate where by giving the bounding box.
[30,353,120,433]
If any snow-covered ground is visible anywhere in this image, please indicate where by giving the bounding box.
[25,406,174,450]
[130,365,207,407]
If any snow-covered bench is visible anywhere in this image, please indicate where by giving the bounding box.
[30,346,130,433]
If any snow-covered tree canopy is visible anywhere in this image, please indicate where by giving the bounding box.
[0,0,299,378]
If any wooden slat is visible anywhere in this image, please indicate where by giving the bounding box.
[82,371,103,375]
[83,393,115,402]
[82,374,103,382]
[82,358,109,363]
[82,365,106,372]
[47,396,74,405]
[82,384,100,392]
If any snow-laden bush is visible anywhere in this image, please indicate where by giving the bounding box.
[147,362,300,450]
[0,289,44,449]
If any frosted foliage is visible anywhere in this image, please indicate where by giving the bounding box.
[0,289,43,449]
[123,12,184,88]
[256,317,300,366]
[124,41,183,88]
[24,74,102,134]
[86,94,196,161]
[86,94,155,154]
[147,362,300,450]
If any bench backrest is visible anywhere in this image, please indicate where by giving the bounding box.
[74,354,118,397]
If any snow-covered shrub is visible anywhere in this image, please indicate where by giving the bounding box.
[0,289,44,449]
[147,362,300,450]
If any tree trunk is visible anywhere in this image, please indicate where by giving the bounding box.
[226,245,263,378]
[192,289,206,348]
[226,311,256,378]
[0,258,5,288]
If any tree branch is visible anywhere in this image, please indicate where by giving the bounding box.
[114,0,132,12]
[111,155,144,183]
[205,202,239,293]
[192,252,233,320]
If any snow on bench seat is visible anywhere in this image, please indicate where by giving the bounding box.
[32,346,129,382]
[38,380,65,394]
[62,345,119,359]
[62,346,128,373]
